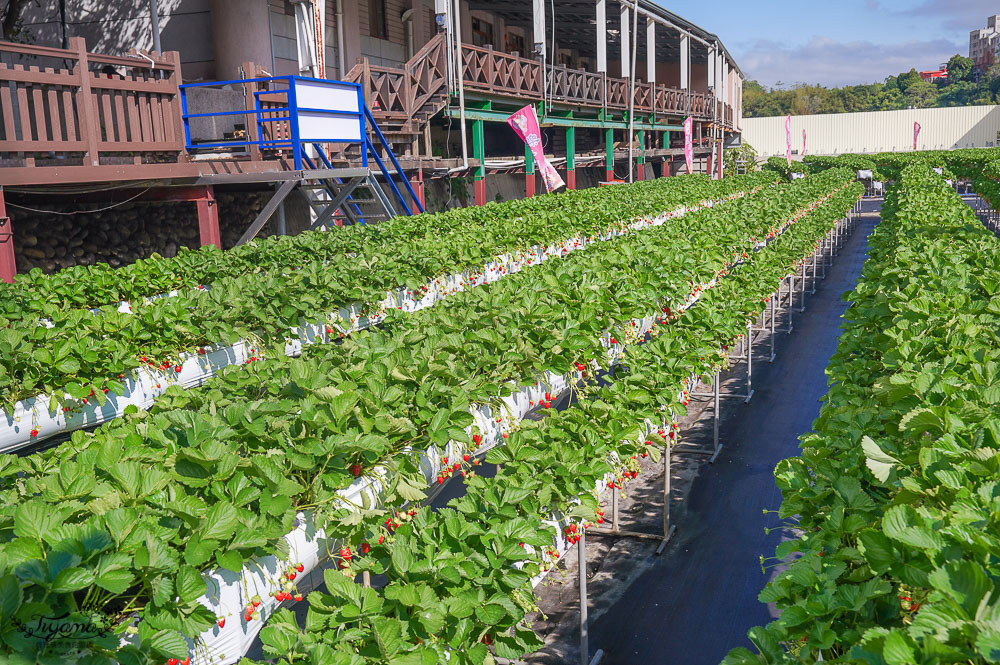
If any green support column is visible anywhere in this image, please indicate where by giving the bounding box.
[566,125,576,190]
[525,141,535,197]
[605,127,614,182]
[637,129,645,181]
[663,130,672,177]
[472,119,486,205]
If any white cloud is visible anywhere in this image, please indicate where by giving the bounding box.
[895,0,999,31]
[736,35,965,88]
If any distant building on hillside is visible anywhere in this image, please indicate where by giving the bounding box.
[920,69,948,82]
[970,14,1000,68]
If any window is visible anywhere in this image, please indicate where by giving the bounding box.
[369,0,387,39]
[471,17,494,47]
[505,32,524,56]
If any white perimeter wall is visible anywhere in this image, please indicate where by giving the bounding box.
[743,105,1000,157]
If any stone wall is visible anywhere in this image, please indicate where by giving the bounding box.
[10,192,270,274]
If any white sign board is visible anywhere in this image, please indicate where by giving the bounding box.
[293,79,363,142]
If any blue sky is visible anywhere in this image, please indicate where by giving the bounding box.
[657,0,996,88]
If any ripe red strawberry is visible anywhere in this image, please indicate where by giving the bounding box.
[168,659,179,665]
[217,617,225,628]
[442,457,449,465]
[463,454,470,462]
[294,594,303,602]
[502,432,509,439]
[339,547,352,560]
[30,429,38,438]
[472,434,482,445]
[378,535,385,544]
[295,562,304,572]
[174,366,182,373]
[351,464,362,477]
[610,337,617,344]
[545,392,551,401]
[287,571,297,581]
[361,543,370,555]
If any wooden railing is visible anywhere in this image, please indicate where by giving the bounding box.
[461,44,543,99]
[344,32,448,132]
[0,37,184,166]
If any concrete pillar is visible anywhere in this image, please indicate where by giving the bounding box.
[595,0,606,72]
[197,186,222,248]
[341,0,362,72]
[532,0,546,59]
[620,4,630,78]
[646,18,655,84]
[210,0,272,80]
[679,34,689,91]
[0,186,15,284]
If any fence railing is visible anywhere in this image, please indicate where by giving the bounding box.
[0,36,184,166]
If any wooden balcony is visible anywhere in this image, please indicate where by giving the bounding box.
[0,34,734,187]
[458,42,729,122]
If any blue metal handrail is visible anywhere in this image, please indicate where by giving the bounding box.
[179,74,423,217]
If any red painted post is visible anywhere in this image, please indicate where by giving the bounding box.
[566,170,576,190]
[410,168,425,210]
[474,178,487,206]
[717,141,724,179]
[196,185,222,248]
[0,186,15,284]
[706,148,713,179]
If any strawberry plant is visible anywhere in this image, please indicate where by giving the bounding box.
[725,164,1000,664]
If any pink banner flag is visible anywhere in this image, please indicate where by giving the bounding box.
[802,128,807,156]
[507,105,564,192]
[785,114,792,167]
[913,121,921,151]
[683,116,693,174]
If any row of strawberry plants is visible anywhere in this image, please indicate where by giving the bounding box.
[723,164,1000,665]
[0,173,775,322]
[0,173,855,664]
[0,174,774,412]
[235,178,867,665]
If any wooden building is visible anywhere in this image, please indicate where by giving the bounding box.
[0,0,741,282]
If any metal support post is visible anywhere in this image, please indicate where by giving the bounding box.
[525,141,536,197]
[473,118,486,205]
[744,326,755,403]
[783,275,795,334]
[767,294,776,362]
[566,125,577,190]
[679,373,724,461]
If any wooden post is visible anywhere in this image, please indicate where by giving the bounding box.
[525,141,536,197]
[71,37,101,167]
[706,144,713,178]
[197,185,222,248]
[241,61,262,162]
[566,124,576,190]
[472,119,486,206]
[0,186,15,284]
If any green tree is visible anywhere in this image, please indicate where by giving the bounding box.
[904,80,937,108]
[945,54,974,82]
